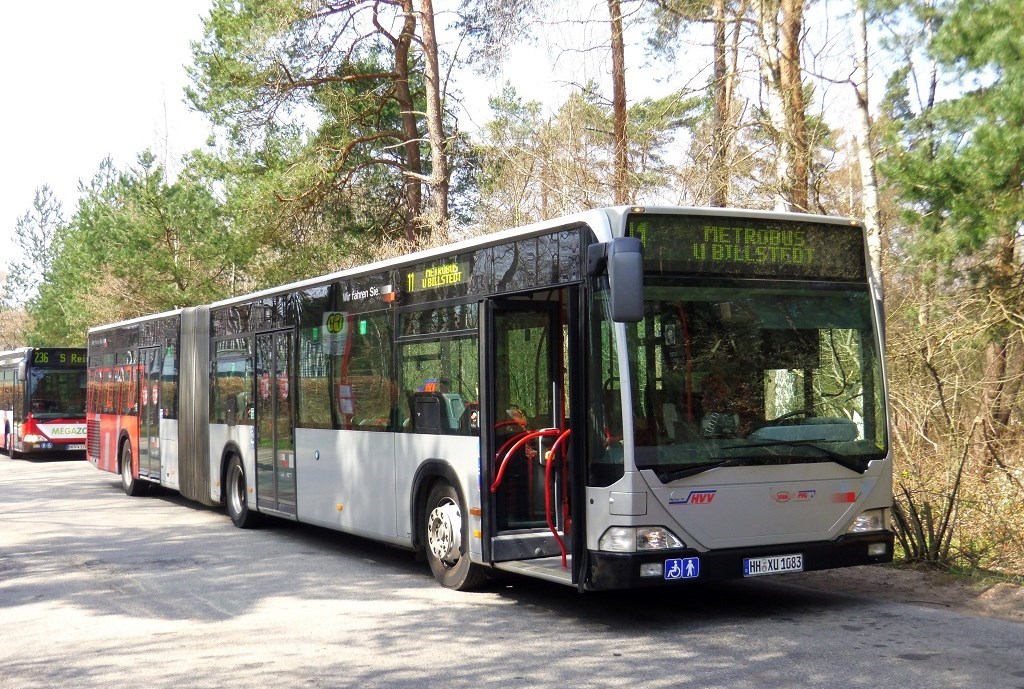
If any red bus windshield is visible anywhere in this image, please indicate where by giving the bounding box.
[29,368,87,419]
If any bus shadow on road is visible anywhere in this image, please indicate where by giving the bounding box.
[13,454,86,463]
[487,571,864,628]
[32,474,867,631]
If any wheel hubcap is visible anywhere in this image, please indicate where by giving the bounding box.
[427,499,462,565]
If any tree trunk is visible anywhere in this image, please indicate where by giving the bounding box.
[755,0,792,212]
[418,0,450,236]
[779,0,808,211]
[978,233,1022,480]
[608,0,629,205]
[709,0,729,207]
[393,0,423,244]
[851,0,882,286]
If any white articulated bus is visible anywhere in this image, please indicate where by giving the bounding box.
[87,206,893,590]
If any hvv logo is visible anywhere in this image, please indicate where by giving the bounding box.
[669,489,718,505]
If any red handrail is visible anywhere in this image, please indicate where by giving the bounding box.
[494,429,530,465]
[490,428,561,494]
[544,429,572,568]
[491,426,574,570]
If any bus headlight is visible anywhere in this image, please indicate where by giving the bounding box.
[24,434,47,443]
[599,526,684,552]
[847,508,887,533]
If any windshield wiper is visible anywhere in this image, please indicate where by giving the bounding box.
[653,441,872,483]
[724,439,871,474]
[656,458,753,483]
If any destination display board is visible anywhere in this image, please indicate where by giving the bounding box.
[404,259,471,294]
[628,213,867,282]
[31,348,87,368]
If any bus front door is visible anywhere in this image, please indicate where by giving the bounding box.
[254,330,297,516]
[487,287,584,583]
[138,347,161,481]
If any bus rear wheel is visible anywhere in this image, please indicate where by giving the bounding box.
[226,455,260,529]
[120,442,147,497]
[423,482,486,590]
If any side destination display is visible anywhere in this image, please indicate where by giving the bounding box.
[629,213,867,282]
[405,259,470,293]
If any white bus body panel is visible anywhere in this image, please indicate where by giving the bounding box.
[647,465,888,549]
[585,460,892,551]
[160,418,179,490]
[208,422,256,504]
[295,429,397,540]
[394,434,481,554]
[291,430,479,550]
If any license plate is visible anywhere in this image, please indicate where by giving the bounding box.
[66,444,86,450]
[743,553,803,577]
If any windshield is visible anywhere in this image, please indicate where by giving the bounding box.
[621,280,887,478]
[29,368,87,419]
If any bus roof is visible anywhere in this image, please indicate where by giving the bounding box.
[86,205,861,335]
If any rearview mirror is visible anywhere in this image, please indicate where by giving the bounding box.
[608,237,644,323]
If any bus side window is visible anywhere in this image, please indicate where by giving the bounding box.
[1,371,10,409]
[332,310,394,432]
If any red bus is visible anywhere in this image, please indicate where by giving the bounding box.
[0,347,87,458]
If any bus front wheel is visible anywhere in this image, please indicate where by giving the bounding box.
[226,455,260,529]
[423,482,486,590]
[120,442,147,497]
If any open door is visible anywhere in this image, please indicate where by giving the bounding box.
[486,287,584,584]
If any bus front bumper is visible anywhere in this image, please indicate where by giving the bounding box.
[16,441,87,455]
[586,531,895,591]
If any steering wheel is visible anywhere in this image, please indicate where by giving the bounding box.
[767,409,812,425]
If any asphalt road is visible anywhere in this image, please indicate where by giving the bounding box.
[2,455,1023,689]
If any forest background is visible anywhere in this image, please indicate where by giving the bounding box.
[1,0,1022,580]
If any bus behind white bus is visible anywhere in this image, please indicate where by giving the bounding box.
[1,347,87,459]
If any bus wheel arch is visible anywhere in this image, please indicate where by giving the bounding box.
[224,452,260,529]
[410,461,458,552]
[119,434,146,497]
[413,462,486,590]
[218,442,245,504]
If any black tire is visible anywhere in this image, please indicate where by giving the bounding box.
[226,455,260,529]
[423,482,486,590]
[120,441,147,496]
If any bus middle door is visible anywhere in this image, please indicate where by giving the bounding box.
[138,347,161,480]
[486,287,583,581]
[254,330,297,516]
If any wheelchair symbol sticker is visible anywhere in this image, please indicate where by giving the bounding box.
[665,557,700,580]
